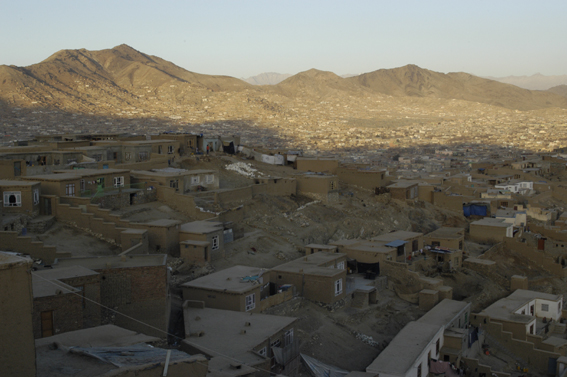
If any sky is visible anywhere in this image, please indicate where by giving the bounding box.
[1,0,566,78]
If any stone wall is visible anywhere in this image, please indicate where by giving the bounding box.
[33,292,83,338]
[0,231,70,264]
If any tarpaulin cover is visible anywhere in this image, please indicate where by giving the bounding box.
[429,360,459,377]
[463,205,487,217]
[385,240,408,248]
[300,353,349,377]
[69,344,189,368]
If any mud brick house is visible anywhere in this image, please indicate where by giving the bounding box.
[423,227,465,251]
[124,139,180,157]
[181,265,269,313]
[182,300,298,376]
[179,220,228,261]
[305,243,338,255]
[54,168,132,195]
[180,239,211,264]
[329,239,397,275]
[21,172,81,197]
[336,166,391,189]
[32,273,84,338]
[294,157,339,174]
[387,181,419,200]
[54,254,169,337]
[142,219,181,254]
[366,299,471,377]
[296,174,339,203]
[469,218,513,243]
[33,266,101,329]
[0,252,36,377]
[424,247,463,271]
[132,168,219,193]
[119,142,153,163]
[0,158,27,179]
[154,132,198,155]
[371,230,424,260]
[270,252,347,304]
[0,180,41,217]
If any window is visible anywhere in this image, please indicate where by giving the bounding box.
[113,176,124,187]
[330,180,337,190]
[337,261,345,270]
[432,241,441,247]
[417,363,422,377]
[542,303,549,312]
[158,145,163,154]
[191,176,200,185]
[33,190,39,205]
[412,239,418,252]
[258,347,267,357]
[335,278,343,296]
[245,293,255,311]
[206,174,214,184]
[65,184,75,197]
[170,180,179,191]
[92,154,103,162]
[459,240,463,250]
[80,179,85,191]
[284,329,294,346]
[3,191,21,207]
[168,145,174,154]
[125,152,132,161]
[212,235,219,250]
[436,338,440,356]
[139,152,149,161]
[271,339,281,348]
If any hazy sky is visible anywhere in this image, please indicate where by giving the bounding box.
[1,0,566,78]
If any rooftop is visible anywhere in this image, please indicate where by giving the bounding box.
[424,227,464,240]
[471,218,513,228]
[417,299,470,328]
[55,254,167,270]
[371,231,423,242]
[180,220,224,234]
[0,251,32,270]
[181,265,268,293]
[482,289,562,324]
[183,304,296,366]
[0,180,39,187]
[33,265,98,281]
[271,252,346,277]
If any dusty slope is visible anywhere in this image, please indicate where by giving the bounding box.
[346,64,567,110]
[548,85,567,97]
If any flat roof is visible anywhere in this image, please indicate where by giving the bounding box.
[33,265,98,280]
[0,251,32,270]
[35,324,159,348]
[470,218,512,228]
[387,181,419,188]
[55,254,167,270]
[180,220,223,234]
[181,265,267,293]
[424,227,464,240]
[305,244,338,250]
[183,305,296,365]
[417,299,470,328]
[143,219,181,227]
[366,322,442,376]
[22,173,79,181]
[0,180,39,187]
[123,140,177,144]
[32,276,79,298]
[54,168,130,176]
[371,231,423,242]
[482,289,562,324]
[180,240,211,246]
[271,252,346,277]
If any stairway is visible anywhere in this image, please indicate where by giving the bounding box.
[484,332,528,367]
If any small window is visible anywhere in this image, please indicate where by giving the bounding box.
[206,174,214,184]
[125,152,132,161]
[436,338,440,355]
[284,329,294,346]
[335,278,343,296]
[417,363,422,377]
[65,184,75,197]
[542,303,549,312]
[211,235,219,250]
[258,347,267,357]
[170,180,179,191]
[168,145,174,154]
[113,176,124,188]
[271,339,281,348]
[245,293,255,311]
[92,154,103,162]
[459,240,463,249]
[337,261,345,270]
[139,152,149,161]
[33,190,40,205]
[191,176,200,185]
[3,191,21,207]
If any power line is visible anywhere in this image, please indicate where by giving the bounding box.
[31,271,282,376]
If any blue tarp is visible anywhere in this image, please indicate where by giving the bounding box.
[463,204,487,217]
[385,240,407,248]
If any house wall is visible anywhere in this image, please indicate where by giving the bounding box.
[180,243,210,263]
[389,184,419,200]
[469,224,511,244]
[145,224,179,255]
[0,159,27,179]
[336,168,390,189]
[418,185,435,203]
[432,192,469,213]
[0,257,36,377]
[0,182,41,217]
[270,269,346,304]
[58,274,101,328]
[96,265,168,338]
[255,178,297,196]
[179,229,224,261]
[0,231,71,264]
[296,176,339,203]
[503,238,567,278]
[181,286,261,313]
[423,235,464,250]
[295,158,339,174]
[32,292,84,338]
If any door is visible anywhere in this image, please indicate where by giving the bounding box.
[97,178,105,191]
[43,198,52,216]
[13,161,21,177]
[41,311,54,337]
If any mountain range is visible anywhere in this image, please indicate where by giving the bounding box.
[484,74,567,91]
[1,44,566,114]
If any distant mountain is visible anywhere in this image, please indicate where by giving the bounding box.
[547,85,567,98]
[0,44,253,111]
[243,72,292,85]
[484,73,567,90]
[273,68,372,99]
[346,65,567,111]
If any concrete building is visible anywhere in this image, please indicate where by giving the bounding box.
[181,265,269,313]
[182,300,298,376]
[270,252,347,304]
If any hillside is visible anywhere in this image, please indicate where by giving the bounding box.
[485,73,567,90]
[347,65,567,111]
[548,85,567,98]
